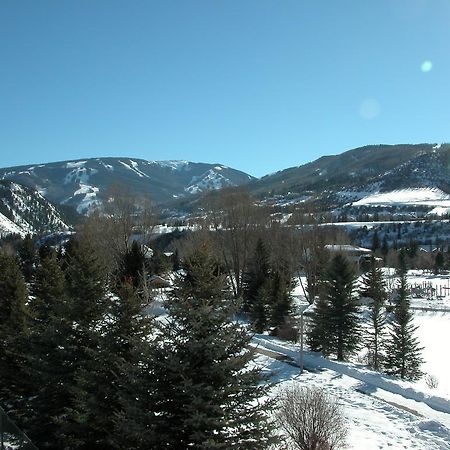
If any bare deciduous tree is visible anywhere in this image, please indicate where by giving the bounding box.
[202,187,268,298]
[277,385,348,450]
[425,373,439,390]
[76,182,158,275]
[293,226,328,305]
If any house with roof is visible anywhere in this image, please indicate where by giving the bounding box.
[324,244,373,271]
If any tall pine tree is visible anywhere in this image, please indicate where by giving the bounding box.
[57,239,112,449]
[149,244,275,449]
[269,268,292,331]
[119,240,146,288]
[111,281,158,449]
[306,292,331,355]
[384,257,424,380]
[308,254,360,361]
[243,238,270,313]
[360,257,387,370]
[0,251,30,419]
[25,252,71,449]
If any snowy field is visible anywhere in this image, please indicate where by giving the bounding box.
[286,271,450,447]
[414,311,450,394]
[255,348,450,449]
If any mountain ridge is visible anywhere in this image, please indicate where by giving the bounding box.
[0,157,255,214]
[1,144,450,228]
[248,143,450,208]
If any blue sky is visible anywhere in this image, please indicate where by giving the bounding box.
[1,0,449,177]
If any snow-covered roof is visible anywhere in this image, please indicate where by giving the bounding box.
[325,244,372,254]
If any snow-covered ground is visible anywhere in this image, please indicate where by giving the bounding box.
[352,188,450,208]
[253,336,450,449]
[414,311,450,394]
[149,270,450,448]
[0,210,26,237]
[285,270,450,448]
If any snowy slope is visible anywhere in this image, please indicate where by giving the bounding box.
[0,180,70,236]
[0,211,27,237]
[0,158,255,212]
[352,188,450,207]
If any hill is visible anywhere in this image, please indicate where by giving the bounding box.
[0,180,70,237]
[0,158,254,214]
[250,143,450,207]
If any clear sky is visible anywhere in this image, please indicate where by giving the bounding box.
[1,0,449,177]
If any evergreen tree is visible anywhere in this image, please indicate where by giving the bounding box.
[18,234,37,282]
[149,244,275,449]
[250,281,272,333]
[38,243,53,261]
[381,235,389,261]
[360,257,387,370]
[32,251,65,324]
[243,237,270,313]
[119,240,146,288]
[306,293,331,354]
[70,279,154,450]
[385,259,424,380]
[111,282,158,449]
[147,250,173,275]
[57,239,112,448]
[371,230,380,252]
[308,254,360,361]
[25,252,71,449]
[434,251,445,274]
[0,252,30,418]
[269,268,292,331]
[172,248,181,271]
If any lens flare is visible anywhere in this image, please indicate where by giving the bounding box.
[421,61,433,73]
[359,98,381,120]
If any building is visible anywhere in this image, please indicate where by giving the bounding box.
[324,244,373,271]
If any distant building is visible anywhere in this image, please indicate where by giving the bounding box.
[324,244,373,271]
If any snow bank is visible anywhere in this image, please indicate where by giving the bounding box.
[253,335,450,416]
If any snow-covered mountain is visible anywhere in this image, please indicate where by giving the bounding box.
[250,143,450,209]
[2,144,450,224]
[0,180,70,237]
[0,158,254,214]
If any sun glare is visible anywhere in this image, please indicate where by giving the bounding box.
[421,60,433,73]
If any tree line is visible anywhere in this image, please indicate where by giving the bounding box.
[307,251,424,381]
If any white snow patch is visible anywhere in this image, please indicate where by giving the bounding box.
[152,160,190,171]
[119,160,150,179]
[101,162,114,171]
[428,206,450,216]
[73,183,100,213]
[64,166,98,185]
[185,169,233,194]
[65,161,87,169]
[0,211,26,237]
[352,188,450,207]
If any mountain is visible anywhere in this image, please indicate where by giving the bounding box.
[1,144,449,224]
[0,180,70,237]
[250,143,450,207]
[0,158,255,214]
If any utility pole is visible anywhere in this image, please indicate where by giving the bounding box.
[298,304,310,374]
[299,308,304,373]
